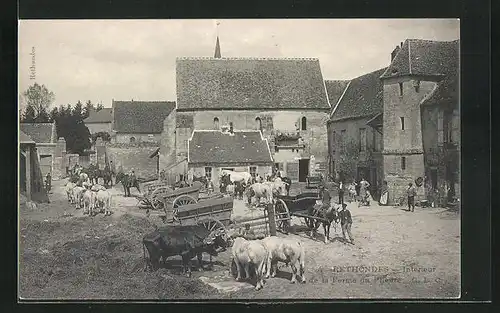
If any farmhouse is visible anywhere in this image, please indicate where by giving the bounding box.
[326,38,460,205]
[188,129,273,186]
[160,40,331,183]
[326,68,386,196]
[19,122,61,179]
[83,107,113,134]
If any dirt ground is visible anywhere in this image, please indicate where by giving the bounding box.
[19,179,460,299]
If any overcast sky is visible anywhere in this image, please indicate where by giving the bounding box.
[19,19,459,108]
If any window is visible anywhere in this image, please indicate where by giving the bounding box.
[205,167,212,180]
[401,157,406,170]
[359,128,366,152]
[213,117,219,130]
[340,130,346,152]
[399,82,404,96]
[331,131,336,152]
[249,166,257,178]
[301,117,307,130]
[400,117,405,130]
[372,130,379,152]
[129,136,136,143]
[255,117,262,131]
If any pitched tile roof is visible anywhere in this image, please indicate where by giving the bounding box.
[325,80,350,107]
[176,57,330,110]
[19,130,35,144]
[188,130,273,164]
[330,67,387,121]
[84,108,113,123]
[112,101,175,133]
[20,123,55,143]
[381,39,459,79]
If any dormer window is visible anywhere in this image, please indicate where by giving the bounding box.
[214,117,219,130]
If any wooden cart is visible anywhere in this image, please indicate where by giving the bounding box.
[274,192,331,233]
[138,181,203,212]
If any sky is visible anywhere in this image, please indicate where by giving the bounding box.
[18,19,459,109]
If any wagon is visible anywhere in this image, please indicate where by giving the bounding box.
[138,181,204,212]
[274,191,330,233]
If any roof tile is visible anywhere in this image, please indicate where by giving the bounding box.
[324,80,350,107]
[84,108,113,123]
[113,101,175,133]
[20,123,54,143]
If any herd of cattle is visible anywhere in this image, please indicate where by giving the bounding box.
[64,172,113,216]
[142,224,306,291]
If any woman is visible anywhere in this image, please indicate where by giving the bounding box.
[379,180,389,206]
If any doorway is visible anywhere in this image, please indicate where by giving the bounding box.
[299,159,309,182]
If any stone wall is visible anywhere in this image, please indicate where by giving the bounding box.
[188,164,272,187]
[114,133,162,144]
[107,142,159,180]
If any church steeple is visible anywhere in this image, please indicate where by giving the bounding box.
[214,35,221,58]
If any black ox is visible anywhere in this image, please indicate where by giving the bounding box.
[142,225,229,277]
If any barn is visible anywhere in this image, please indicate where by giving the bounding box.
[19,122,58,179]
[19,130,49,203]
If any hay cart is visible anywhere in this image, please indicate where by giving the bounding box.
[274,191,331,234]
[137,181,204,212]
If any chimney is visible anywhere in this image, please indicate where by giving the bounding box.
[391,45,401,61]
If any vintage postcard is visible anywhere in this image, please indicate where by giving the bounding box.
[18,19,460,300]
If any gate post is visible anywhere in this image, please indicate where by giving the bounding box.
[267,202,277,236]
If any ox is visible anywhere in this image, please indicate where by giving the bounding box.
[72,186,86,209]
[221,170,253,185]
[65,182,76,203]
[82,189,96,215]
[95,190,112,216]
[231,237,269,290]
[142,225,228,277]
[262,236,306,284]
[246,183,273,206]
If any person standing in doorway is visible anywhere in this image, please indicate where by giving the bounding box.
[407,182,417,212]
[338,180,345,205]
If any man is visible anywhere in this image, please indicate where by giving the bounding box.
[207,178,214,195]
[45,172,52,193]
[338,203,354,244]
[338,180,345,205]
[319,185,331,211]
[407,182,417,212]
[359,177,370,206]
[241,223,257,240]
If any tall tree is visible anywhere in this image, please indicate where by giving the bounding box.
[22,83,55,118]
[22,105,37,123]
[83,100,94,119]
[73,101,84,121]
[49,107,59,122]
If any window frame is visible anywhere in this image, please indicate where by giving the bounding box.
[213,117,220,130]
[399,82,404,96]
[255,117,262,131]
[359,128,367,152]
[401,156,406,170]
[301,117,307,131]
[400,117,405,130]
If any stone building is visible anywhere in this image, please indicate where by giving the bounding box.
[188,129,273,186]
[19,130,49,203]
[111,100,175,144]
[19,122,63,179]
[380,39,460,204]
[160,49,331,183]
[326,68,386,196]
[83,107,113,134]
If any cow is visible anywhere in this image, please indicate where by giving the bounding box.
[231,236,269,290]
[310,203,341,243]
[94,190,112,216]
[77,173,89,187]
[246,183,273,206]
[81,189,96,215]
[65,182,76,203]
[72,186,86,209]
[262,236,306,284]
[221,170,253,185]
[142,225,229,277]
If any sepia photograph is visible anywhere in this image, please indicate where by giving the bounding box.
[18,18,460,300]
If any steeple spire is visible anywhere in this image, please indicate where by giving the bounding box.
[214,20,221,58]
[214,35,221,58]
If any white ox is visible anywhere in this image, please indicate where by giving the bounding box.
[231,237,269,290]
[72,186,86,209]
[82,189,96,215]
[65,182,76,203]
[221,170,253,185]
[95,190,112,216]
[91,184,107,192]
[262,236,306,284]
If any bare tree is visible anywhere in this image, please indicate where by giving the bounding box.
[21,83,55,119]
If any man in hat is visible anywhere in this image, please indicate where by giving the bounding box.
[319,185,332,211]
[338,203,354,244]
[407,182,417,212]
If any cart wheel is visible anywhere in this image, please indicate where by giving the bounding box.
[151,187,171,211]
[274,199,291,234]
[172,195,197,209]
[198,218,227,239]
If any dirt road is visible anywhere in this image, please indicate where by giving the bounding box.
[19,179,460,299]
